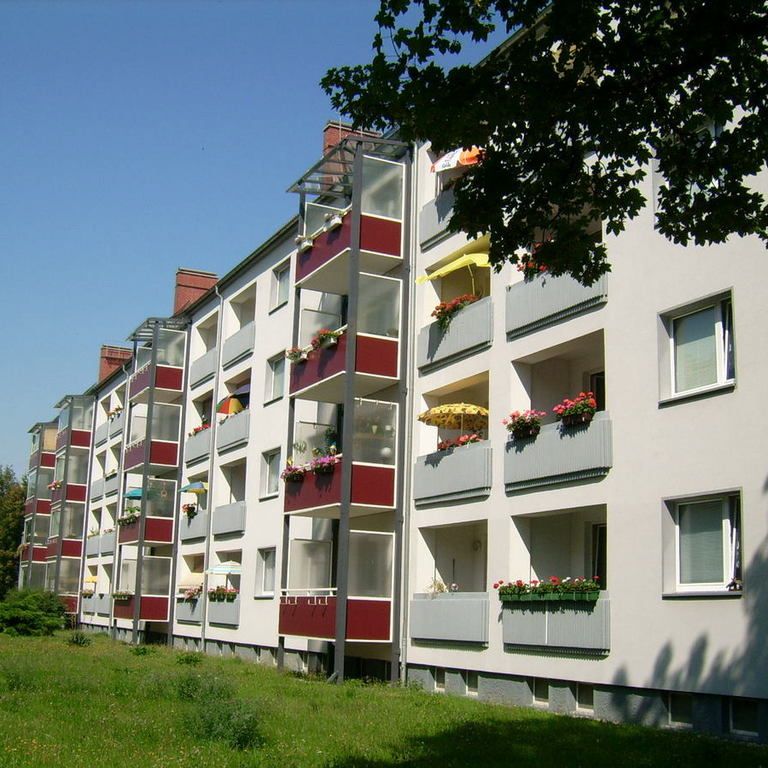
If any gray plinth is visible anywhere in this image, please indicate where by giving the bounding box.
[222,323,255,368]
[179,510,209,541]
[414,441,492,505]
[190,347,217,387]
[207,597,240,626]
[212,501,246,536]
[410,593,490,643]
[185,428,212,465]
[216,411,250,452]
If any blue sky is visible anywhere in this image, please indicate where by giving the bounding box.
[0,0,501,476]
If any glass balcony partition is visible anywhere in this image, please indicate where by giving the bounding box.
[128,404,180,446]
[287,539,333,594]
[352,399,397,465]
[34,515,50,543]
[348,531,393,598]
[60,504,85,539]
[141,556,172,595]
[156,328,186,367]
[57,407,70,435]
[66,452,89,485]
[49,508,61,539]
[304,201,348,237]
[298,308,343,348]
[358,274,400,339]
[59,559,80,594]
[292,421,338,465]
[26,470,36,499]
[37,467,54,500]
[145,478,176,518]
[70,398,94,431]
[361,156,404,220]
[120,559,137,592]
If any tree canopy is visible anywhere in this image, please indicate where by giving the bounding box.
[0,466,26,600]
[322,0,768,283]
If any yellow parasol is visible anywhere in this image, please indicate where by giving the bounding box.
[418,403,489,432]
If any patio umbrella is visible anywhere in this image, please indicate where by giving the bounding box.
[179,481,208,495]
[216,396,244,415]
[124,488,143,500]
[207,561,242,575]
[430,146,483,173]
[418,403,489,433]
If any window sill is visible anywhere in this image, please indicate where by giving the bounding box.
[659,381,735,408]
[253,594,275,601]
[268,301,288,316]
[263,395,284,407]
[258,493,279,502]
[662,590,743,600]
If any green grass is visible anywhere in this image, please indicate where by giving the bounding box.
[0,634,766,768]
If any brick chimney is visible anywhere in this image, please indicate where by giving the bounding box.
[98,345,132,382]
[322,120,381,156]
[173,268,218,315]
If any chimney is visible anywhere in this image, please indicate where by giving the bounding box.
[98,345,132,382]
[174,268,218,315]
[321,121,382,189]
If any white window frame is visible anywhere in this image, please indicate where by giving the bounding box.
[270,261,290,311]
[668,297,734,397]
[674,496,739,593]
[255,547,277,597]
[265,354,285,403]
[261,448,281,499]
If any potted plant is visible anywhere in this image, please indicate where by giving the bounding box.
[181,503,198,519]
[324,210,344,230]
[436,433,481,452]
[280,459,307,483]
[502,409,547,440]
[183,585,202,602]
[189,422,211,437]
[309,451,339,475]
[494,576,600,602]
[81,589,95,599]
[117,507,140,527]
[295,232,313,253]
[431,293,480,330]
[310,328,343,351]
[208,586,228,602]
[224,587,239,603]
[552,391,597,427]
[285,346,308,364]
[112,590,133,602]
[47,480,62,491]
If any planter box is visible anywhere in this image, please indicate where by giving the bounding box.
[185,428,212,465]
[222,323,255,368]
[501,592,610,652]
[212,501,246,537]
[410,592,489,643]
[506,273,608,338]
[504,412,612,491]
[179,510,208,541]
[207,596,240,626]
[414,441,492,505]
[190,347,217,387]
[175,597,203,624]
[417,296,493,370]
[216,411,249,452]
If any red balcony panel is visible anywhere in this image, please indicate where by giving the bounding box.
[70,429,91,449]
[296,215,352,283]
[61,540,82,557]
[279,596,336,639]
[130,365,152,399]
[355,336,398,378]
[36,500,51,515]
[113,596,169,622]
[118,521,140,545]
[347,599,391,641]
[350,464,395,508]
[118,516,173,545]
[148,440,178,466]
[61,595,78,614]
[124,441,146,471]
[284,466,342,514]
[40,452,55,468]
[65,483,87,503]
[130,365,184,400]
[360,215,401,257]
[31,546,47,563]
[289,333,348,396]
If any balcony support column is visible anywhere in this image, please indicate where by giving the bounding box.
[333,145,365,682]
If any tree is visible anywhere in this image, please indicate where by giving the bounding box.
[322,1,768,284]
[0,466,26,600]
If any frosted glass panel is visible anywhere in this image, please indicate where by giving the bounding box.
[67,452,89,485]
[674,307,716,392]
[361,157,403,219]
[299,308,342,347]
[141,557,171,594]
[358,274,400,338]
[145,478,176,518]
[352,399,397,465]
[61,504,85,538]
[152,404,181,442]
[156,329,186,367]
[288,540,332,591]
[59,559,80,593]
[348,532,392,597]
[120,559,137,591]
[679,501,723,584]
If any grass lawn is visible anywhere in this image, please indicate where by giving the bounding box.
[0,633,766,768]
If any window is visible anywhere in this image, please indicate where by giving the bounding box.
[256,548,276,596]
[261,449,281,497]
[669,297,734,396]
[730,698,759,737]
[674,495,741,592]
[668,693,693,727]
[265,355,285,403]
[577,684,594,712]
[271,262,290,310]
[533,678,549,705]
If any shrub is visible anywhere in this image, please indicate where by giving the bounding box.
[67,631,91,647]
[193,698,262,751]
[176,651,203,666]
[0,589,66,636]
[176,671,235,702]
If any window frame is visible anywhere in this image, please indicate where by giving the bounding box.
[255,547,277,598]
[261,448,281,499]
[270,261,290,312]
[264,353,285,404]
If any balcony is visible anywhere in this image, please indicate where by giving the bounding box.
[419,188,455,247]
[501,593,611,652]
[104,474,120,497]
[279,595,391,641]
[211,502,246,537]
[504,412,613,491]
[82,594,96,614]
[124,439,179,473]
[222,323,255,368]
[51,483,87,505]
[295,214,402,294]
[185,428,211,464]
[99,532,115,555]
[289,333,398,403]
[284,460,395,518]
[129,363,184,403]
[179,510,208,541]
[414,441,492,506]
[46,538,82,558]
[89,478,104,501]
[506,273,608,339]
[109,410,125,438]
[113,595,170,622]
[31,545,48,563]
[85,536,100,557]
[94,421,109,446]
[57,428,91,451]
[417,296,493,371]
[207,596,240,626]
[189,348,217,388]
[96,594,111,615]
[409,593,490,644]
[175,597,203,623]
[118,517,174,545]
[217,411,249,452]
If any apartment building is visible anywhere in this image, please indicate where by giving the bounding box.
[17,120,768,740]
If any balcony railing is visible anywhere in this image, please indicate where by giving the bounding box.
[207,596,240,626]
[216,411,249,452]
[409,592,490,644]
[501,593,611,652]
[113,595,170,622]
[175,596,203,623]
[99,532,115,555]
[419,188,455,247]
[85,536,100,557]
[118,517,174,545]
[185,428,211,464]
[109,410,125,438]
[129,363,184,401]
[189,348,217,388]
[417,296,492,370]
[279,594,391,641]
[124,439,179,472]
[104,474,120,497]
[222,323,255,368]
[504,412,613,491]
[96,594,111,615]
[179,511,208,541]
[211,502,246,537]
[89,477,104,501]
[81,594,97,614]
[94,422,109,446]
[414,441,492,506]
[506,274,608,338]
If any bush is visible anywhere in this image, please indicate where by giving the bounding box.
[176,671,235,702]
[67,631,91,647]
[176,651,203,666]
[129,645,154,657]
[0,589,66,636]
[193,698,262,750]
